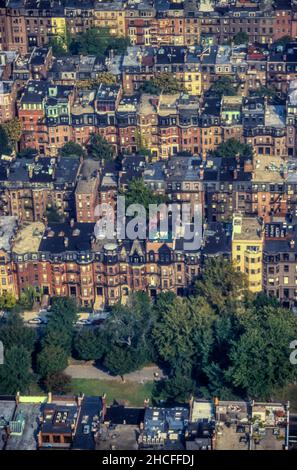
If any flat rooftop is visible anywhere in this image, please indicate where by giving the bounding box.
[0,216,18,252]
[5,403,40,450]
[265,105,286,128]
[13,222,45,254]
[252,155,286,183]
[232,215,263,241]
[158,94,179,116]
[0,399,16,450]
[76,177,98,195]
[139,94,158,115]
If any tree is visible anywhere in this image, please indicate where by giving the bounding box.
[101,292,156,375]
[109,36,131,55]
[152,296,214,369]
[37,344,69,378]
[209,76,237,97]
[233,32,249,45]
[60,141,86,158]
[0,346,33,394]
[273,35,292,47]
[153,291,177,317]
[0,292,17,310]
[76,73,117,90]
[253,85,279,102]
[152,371,196,405]
[43,372,72,394]
[69,28,130,58]
[18,286,39,310]
[211,138,253,159]
[196,312,243,399]
[104,293,153,348]
[16,147,38,159]
[94,72,117,86]
[42,297,77,354]
[49,36,68,56]
[73,327,107,361]
[0,311,36,353]
[194,257,249,313]
[45,204,65,223]
[2,119,22,148]
[227,305,297,399]
[87,133,114,161]
[140,72,185,95]
[103,344,144,376]
[37,298,77,380]
[124,178,166,211]
[134,129,151,157]
[0,125,11,155]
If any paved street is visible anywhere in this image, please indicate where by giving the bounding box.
[65,363,164,383]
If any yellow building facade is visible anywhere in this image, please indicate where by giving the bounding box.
[232,213,264,293]
[94,7,126,36]
[50,17,66,37]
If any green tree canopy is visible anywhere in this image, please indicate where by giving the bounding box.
[124,178,166,211]
[43,371,72,394]
[227,305,297,399]
[45,204,65,223]
[69,28,130,57]
[0,345,33,394]
[73,327,107,361]
[76,72,117,90]
[0,292,17,310]
[273,35,293,47]
[37,344,69,378]
[0,125,11,155]
[16,147,38,159]
[211,138,253,159]
[87,133,114,161]
[42,297,78,354]
[101,292,156,375]
[18,286,39,310]
[60,141,86,158]
[49,36,68,57]
[0,311,36,353]
[2,118,22,148]
[152,296,214,369]
[140,72,185,94]
[152,371,196,405]
[209,76,238,97]
[233,31,249,45]
[103,344,144,376]
[194,257,249,313]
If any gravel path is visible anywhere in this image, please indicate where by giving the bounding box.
[65,364,164,383]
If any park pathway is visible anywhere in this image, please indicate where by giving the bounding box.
[65,363,164,383]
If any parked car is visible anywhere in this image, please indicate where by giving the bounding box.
[28,317,43,325]
[76,319,92,326]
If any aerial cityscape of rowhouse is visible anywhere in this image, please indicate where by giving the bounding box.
[1,0,297,453]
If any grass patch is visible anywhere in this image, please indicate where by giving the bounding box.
[273,384,297,412]
[70,378,154,406]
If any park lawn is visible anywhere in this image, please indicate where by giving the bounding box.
[70,378,154,407]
